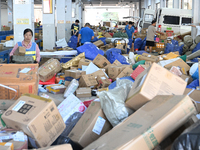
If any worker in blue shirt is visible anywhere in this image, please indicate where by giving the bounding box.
[78,23,94,46]
[125,21,135,53]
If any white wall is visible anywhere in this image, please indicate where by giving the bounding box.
[1,9,8,26]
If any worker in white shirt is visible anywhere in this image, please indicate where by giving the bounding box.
[190,23,200,37]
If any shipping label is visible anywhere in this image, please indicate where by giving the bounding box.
[92,116,106,135]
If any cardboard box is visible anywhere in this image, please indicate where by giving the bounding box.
[84,95,197,150]
[93,54,111,68]
[39,59,62,82]
[0,64,39,100]
[141,28,147,34]
[3,26,10,31]
[46,84,66,94]
[104,64,116,74]
[184,88,200,113]
[0,44,3,50]
[164,58,190,72]
[76,88,91,98]
[180,74,193,85]
[138,53,159,62]
[69,101,112,148]
[97,75,111,88]
[79,74,98,87]
[58,93,87,122]
[126,63,187,110]
[78,58,92,69]
[104,32,112,38]
[93,40,104,48]
[65,70,86,79]
[0,142,14,150]
[1,40,6,43]
[24,144,72,150]
[2,94,66,148]
[112,60,122,66]
[108,66,124,80]
[160,33,168,40]
[163,52,179,60]
[0,100,16,110]
[116,67,133,79]
[135,34,146,40]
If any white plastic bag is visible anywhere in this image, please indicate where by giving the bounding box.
[64,79,79,98]
[56,38,68,48]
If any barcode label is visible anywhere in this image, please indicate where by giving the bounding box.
[92,116,106,135]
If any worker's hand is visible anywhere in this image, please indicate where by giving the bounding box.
[77,42,80,47]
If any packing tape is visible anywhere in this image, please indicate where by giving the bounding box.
[0,84,17,100]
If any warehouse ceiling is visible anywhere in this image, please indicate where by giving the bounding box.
[0,0,140,9]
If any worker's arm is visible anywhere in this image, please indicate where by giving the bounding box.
[91,36,94,40]
[35,44,41,63]
[132,32,134,40]
[190,25,197,28]
[156,31,164,35]
[78,34,81,43]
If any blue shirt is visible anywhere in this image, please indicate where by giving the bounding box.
[125,26,135,39]
[79,27,94,44]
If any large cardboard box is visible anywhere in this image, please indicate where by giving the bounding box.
[2,94,66,148]
[116,67,133,79]
[65,70,86,79]
[97,75,111,88]
[93,40,104,48]
[0,145,12,150]
[126,63,187,110]
[108,65,132,80]
[164,58,190,72]
[84,95,197,150]
[104,32,112,38]
[69,101,112,148]
[138,53,159,62]
[39,59,62,82]
[93,54,111,68]
[79,74,98,87]
[78,58,92,69]
[0,64,39,100]
[112,60,122,66]
[24,144,72,150]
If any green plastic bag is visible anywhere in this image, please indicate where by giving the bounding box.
[179,55,186,62]
[132,60,146,70]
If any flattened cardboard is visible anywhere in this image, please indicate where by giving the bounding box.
[76,88,91,98]
[0,64,39,100]
[84,95,197,150]
[78,59,92,69]
[164,58,190,72]
[39,59,62,82]
[2,94,66,148]
[93,54,111,68]
[69,101,112,148]
[65,70,86,79]
[126,63,187,110]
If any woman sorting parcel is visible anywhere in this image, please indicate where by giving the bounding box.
[10,28,41,63]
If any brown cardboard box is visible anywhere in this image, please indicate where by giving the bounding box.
[97,75,111,88]
[13,46,26,56]
[0,44,3,50]
[164,58,190,72]
[1,40,6,43]
[84,95,197,150]
[136,34,146,40]
[104,32,112,38]
[0,64,39,100]
[141,28,147,34]
[39,59,62,82]
[24,144,72,150]
[76,88,91,98]
[3,26,10,31]
[69,101,112,148]
[108,66,124,80]
[116,67,133,79]
[65,70,86,79]
[138,53,159,62]
[180,74,193,85]
[112,60,122,66]
[78,58,92,69]
[126,63,187,110]
[93,54,111,68]
[92,70,107,78]
[0,145,11,150]
[184,88,200,113]
[104,64,116,74]
[2,94,66,148]
[160,33,168,40]
[93,40,104,48]
[79,74,98,87]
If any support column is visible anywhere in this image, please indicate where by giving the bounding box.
[0,0,1,31]
[65,0,72,42]
[78,4,82,26]
[43,0,55,50]
[13,0,34,44]
[82,6,85,27]
[192,0,200,39]
[173,0,180,8]
[56,0,66,40]
[129,5,133,17]
[8,0,13,30]
[151,0,155,10]
[139,0,142,17]
[160,0,166,8]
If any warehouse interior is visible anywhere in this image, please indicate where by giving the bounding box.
[1,0,200,150]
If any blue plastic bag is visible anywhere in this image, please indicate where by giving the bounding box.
[140,41,146,50]
[164,43,174,54]
[92,37,98,42]
[108,77,135,90]
[136,50,148,55]
[178,45,184,55]
[134,38,143,50]
[77,43,104,60]
[67,35,77,50]
[99,37,107,45]
[106,48,129,64]
[192,68,199,80]
[186,79,199,89]
[192,42,200,53]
